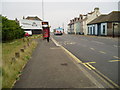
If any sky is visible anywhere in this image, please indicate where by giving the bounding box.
[1,0,120,32]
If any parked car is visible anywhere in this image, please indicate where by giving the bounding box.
[24,32,30,37]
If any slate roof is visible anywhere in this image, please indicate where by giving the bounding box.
[88,11,120,25]
[26,16,42,21]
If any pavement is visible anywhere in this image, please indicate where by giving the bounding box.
[13,38,107,88]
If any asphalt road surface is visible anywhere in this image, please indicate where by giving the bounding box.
[52,34,120,86]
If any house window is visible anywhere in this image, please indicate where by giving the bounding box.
[90,27,92,35]
[93,26,95,35]
[88,27,89,34]
[103,25,105,34]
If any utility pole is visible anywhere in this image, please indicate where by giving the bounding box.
[42,0,44,21]
[62,23,64,33]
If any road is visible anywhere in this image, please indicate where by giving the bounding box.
[52,34,120,86]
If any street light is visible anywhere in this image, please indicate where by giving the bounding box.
[113,23,118,38]
[42,0,44,21]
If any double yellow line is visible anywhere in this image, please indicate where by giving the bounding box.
[51,37,120,88]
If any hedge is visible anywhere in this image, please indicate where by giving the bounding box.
[1,15,25,42]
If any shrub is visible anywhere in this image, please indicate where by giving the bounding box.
[1,15,25,42]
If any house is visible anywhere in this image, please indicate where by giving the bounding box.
[87,11,120,37]
[67,8,101,35]
[81,8,101,35]
[74,17,80,34]
[68,19,75,34]
[19,16,42,35]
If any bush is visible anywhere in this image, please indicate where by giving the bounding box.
[1,15,25,42]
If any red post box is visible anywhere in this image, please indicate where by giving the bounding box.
[42,21,50,39]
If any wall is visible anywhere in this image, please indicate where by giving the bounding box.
[74,22,80,34]
[19,19,42,30]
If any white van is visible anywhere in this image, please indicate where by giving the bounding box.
[24,31,32,36]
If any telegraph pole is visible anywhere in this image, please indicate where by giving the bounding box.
[62,23,64,33]
[42,0,44,21]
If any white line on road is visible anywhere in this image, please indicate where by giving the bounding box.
[81,39,88,41]
[51,37,61,46]
[99,51,106,54]
[92,41,104,45]
[113,56,120,59]
[113,45,120,48]
[90,48,95,51]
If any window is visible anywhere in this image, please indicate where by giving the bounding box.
[103,25,105,34]
[90,27,92,34]
[88,27,89,34]
[93,26,95,35]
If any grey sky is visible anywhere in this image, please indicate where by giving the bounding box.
[1,0,119,32]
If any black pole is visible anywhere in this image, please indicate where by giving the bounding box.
[113,24,115,38]
[42,0,44,21]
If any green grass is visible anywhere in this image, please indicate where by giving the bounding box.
[2,35,41,88]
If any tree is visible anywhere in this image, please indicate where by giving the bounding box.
[1,15,25,42]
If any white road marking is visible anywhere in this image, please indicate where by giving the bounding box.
[81,39,88,41]
[99,51,106,54]
[113,45,120,48]
[51,37,61,46]
[92,41,104,44]
[113,56,120,59]
[50,47,60,49]
[90,48,95,51]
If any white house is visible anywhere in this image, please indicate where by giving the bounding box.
[19,16,42,35]
[82,8,101,35]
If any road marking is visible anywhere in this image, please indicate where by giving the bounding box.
[113,56,120,59]
[99,51,106,54]
[109,60,120,62]
[86,63,96,70]
[51,37,61,46]
[81,39,88,41]
[113,45,118,48]
[84,62,96,64]
[51,37,119,88]
[50,47,60,49]
[92,41,104,44]
[82,63,92,70]
[94,68,120,88]
[60,46,82,63]
[90,48,95,51]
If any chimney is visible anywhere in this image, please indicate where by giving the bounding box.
[94,7,99,12]
[79,14,83,20]
[23,16,25,19]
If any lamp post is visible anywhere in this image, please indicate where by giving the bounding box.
[113,23,118,38]
[42,0,44,21]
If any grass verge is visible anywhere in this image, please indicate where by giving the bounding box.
[2,35,42,88]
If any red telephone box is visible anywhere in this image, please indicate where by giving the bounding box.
[42,21,50,39]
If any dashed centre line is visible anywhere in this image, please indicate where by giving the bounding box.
[90,48,95,51]
[99,51,106,54]
[113,56,120,59]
